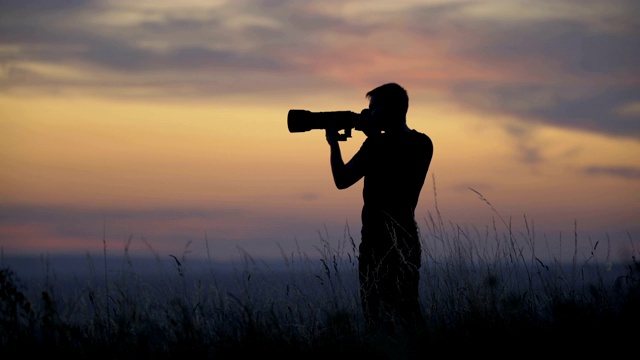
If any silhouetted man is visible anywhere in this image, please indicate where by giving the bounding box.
[325,83,433,331]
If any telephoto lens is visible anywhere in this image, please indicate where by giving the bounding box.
[287,109,358,133]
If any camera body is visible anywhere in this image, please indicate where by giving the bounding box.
[287,109,375,141]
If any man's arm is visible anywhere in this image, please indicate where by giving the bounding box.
[326,129,364,190]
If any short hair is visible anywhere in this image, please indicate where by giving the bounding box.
[366,83,409,115]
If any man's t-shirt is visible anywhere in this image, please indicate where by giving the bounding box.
[352,129,433,250]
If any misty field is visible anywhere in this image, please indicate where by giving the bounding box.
[1,194,639,359]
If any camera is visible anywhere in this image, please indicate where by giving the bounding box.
[287,109,373,141]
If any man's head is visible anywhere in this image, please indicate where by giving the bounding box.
[366,83,409,128]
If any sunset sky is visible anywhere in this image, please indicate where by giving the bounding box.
[1,0,638,264]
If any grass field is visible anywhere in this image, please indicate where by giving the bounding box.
[1,192,638,359]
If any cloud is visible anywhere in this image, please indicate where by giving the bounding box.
[0,203,345,260]
[0,0,93,15]
[402,1,640,140]
[0,204,245,239]
[1,0,638,139]
[583,166,640,180]
[298,192,319,201]
[454,83,640,139]
[0,0,364,97]
[502,123,544,165]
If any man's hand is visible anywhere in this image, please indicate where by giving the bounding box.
[360,108,381,138]
[325,127,340,145]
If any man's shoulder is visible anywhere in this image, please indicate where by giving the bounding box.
[410,130,433,147]
[411,129,430,139]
